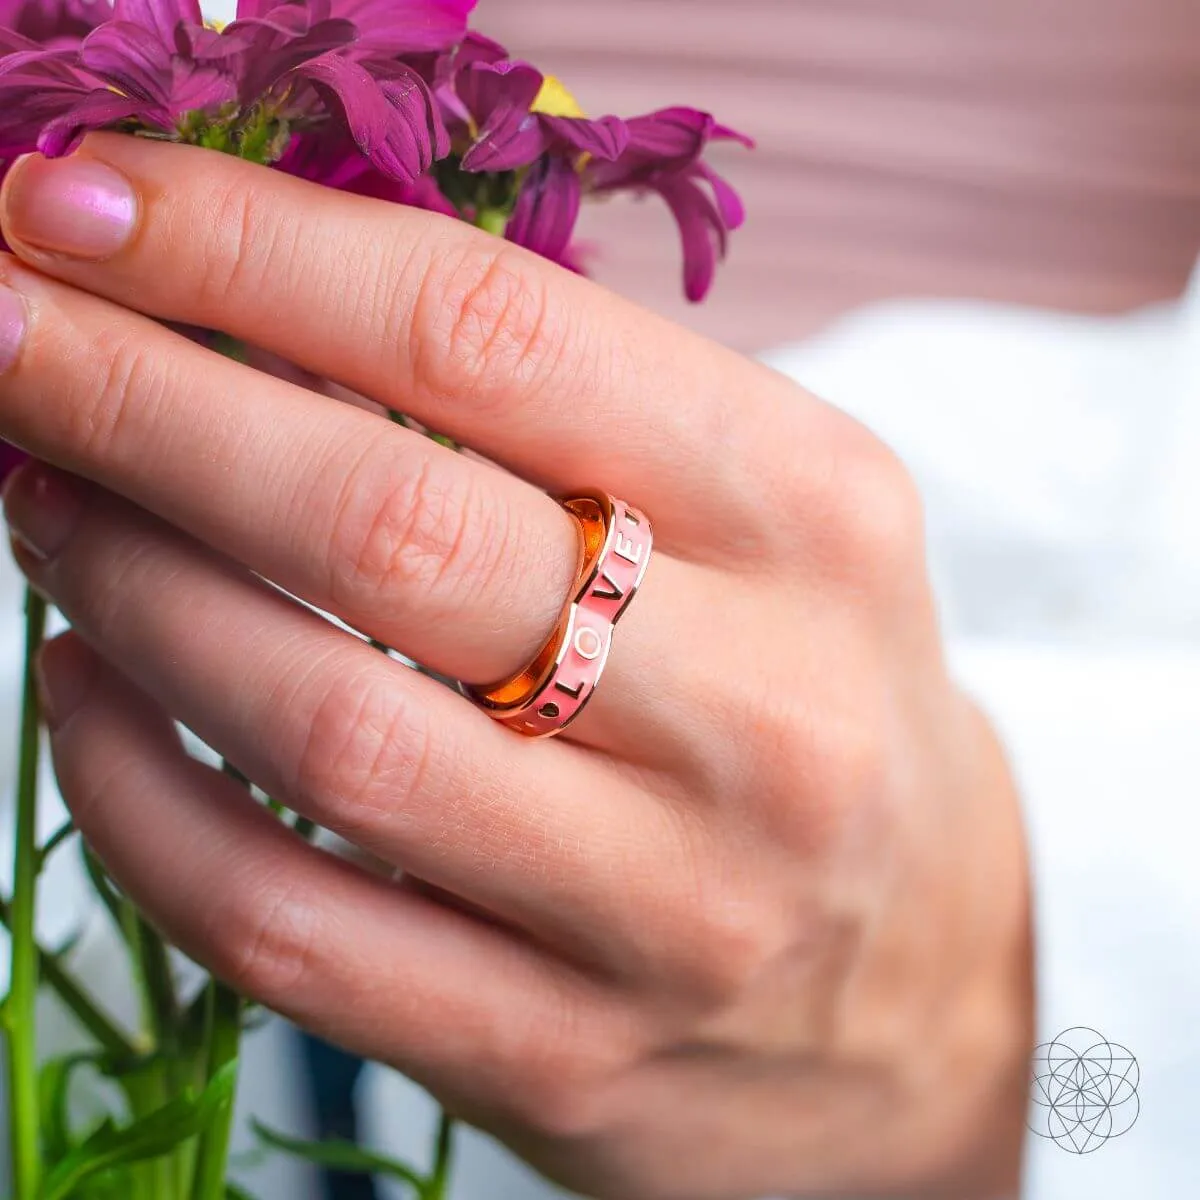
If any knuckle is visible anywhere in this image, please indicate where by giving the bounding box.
[63,737,142,836]
[84,533,165,645]
[653,817,787,1004]
[823,425,927,581]
[411,240,566,407]
[195,181,297,312]
[813,703,891,818]
[209,873,322,1001]
[289,665,434,836]
[505,1028,623,1141]
[743,680,888,854]
[677,887,784,1003]
[511,1069,610,1142]
[464,987,636,1142]
[71,323,168,461]
[329,451,495,608]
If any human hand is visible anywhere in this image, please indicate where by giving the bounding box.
[0,135,1031,1199]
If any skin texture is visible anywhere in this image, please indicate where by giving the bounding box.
[0,135,1032,1200]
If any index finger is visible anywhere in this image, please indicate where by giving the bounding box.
[0,135,806,558]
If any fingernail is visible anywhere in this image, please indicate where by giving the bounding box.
[0,281,28,374]
[2,460,82,560]
[4,155,137,259]
[36,633,96,730]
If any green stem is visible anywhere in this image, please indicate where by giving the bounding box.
[292,815,317,842]
[474,207,509,238]
[190,759,247,1200]
[424,1112,455,1200]
[126,903,187,1200]
[0,897,140,1060]
[4,587,47,1198]
[129,910,179,1058]
[190,982,240,1200]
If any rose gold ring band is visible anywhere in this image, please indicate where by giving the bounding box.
[465,491,653,738]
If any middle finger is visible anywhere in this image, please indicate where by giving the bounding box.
[0,258,708,755]
[0,255,576,683]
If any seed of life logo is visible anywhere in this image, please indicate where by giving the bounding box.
[1028,1028,1140,1154]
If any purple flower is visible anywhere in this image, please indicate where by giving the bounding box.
[0,2,751,300]
[0,0,456,180]
[585,108,753,302]
[442,35,627,174]
[504,153,580,264]
[278,127,458,218]
[0,0,103,47]
[428,35,748,299]
[0,440,27,485]
[312,0,476,56]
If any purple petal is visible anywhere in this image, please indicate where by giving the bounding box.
[279,127,460,219]
[434,33,504,133]
[0,0,106,44]
[37,88,150,156]
[274,128,366,187]
[454,31,506,69]
[80,21,174,103]
[697,162,746,231]
[296,53,445,183]
[713,122,756,150]
[322,0,476,53]
[0,29,39,55]
[0,441,29,487]
[506,154,581,263]
[0,57,93,154]
[656,174,727,303]
[624,107,713,163]
[231,17,359,100]
[344,164,459,218]
[457,59,540,132]
[541,113,628,162]
[0,43,95,80]
[458,60,547,172]
[234,0,275,17]
[227,0,330,37]
[112,0,203,41]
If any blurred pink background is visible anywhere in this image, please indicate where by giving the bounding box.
[482,0,1200,351]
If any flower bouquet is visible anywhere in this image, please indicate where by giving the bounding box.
[0,1,747,1196]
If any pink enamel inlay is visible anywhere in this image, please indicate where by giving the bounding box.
[576,497,653,629]
[499,604,614,736]
[472,492,654,739]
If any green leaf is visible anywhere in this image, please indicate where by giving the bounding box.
[81,846,127,938]
[225,1185,260,1200]
[38,1052,112,1163]
[39,1061,238,1200]
[252,1121,425,1191]
[36,819,76,871]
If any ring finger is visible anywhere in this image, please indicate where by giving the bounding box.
[3,463,719,985]
[0,257,710,756]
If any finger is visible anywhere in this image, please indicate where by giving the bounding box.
[7,465,715,985]
[0,136,804,560]
[39,631,623,1107]
[0,254,575,684]
[0,261,712,752]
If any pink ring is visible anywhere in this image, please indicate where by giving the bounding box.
[496,604,614,736]
[466,491,653,738]
[573,493,653,628]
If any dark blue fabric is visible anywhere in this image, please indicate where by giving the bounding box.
[299,1032,379,1200]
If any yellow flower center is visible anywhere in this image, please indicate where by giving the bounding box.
[532,76,585,119]
[204,17,226,32]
